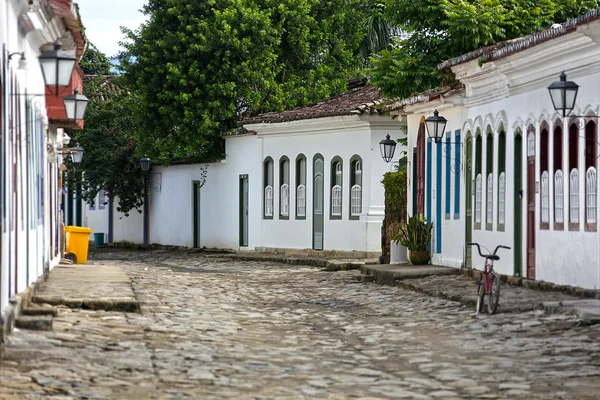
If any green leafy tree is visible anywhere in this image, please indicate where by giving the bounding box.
[118,0,370,164]
[79,42,112,76]
[371,0,600,98]
[67,76,146,216]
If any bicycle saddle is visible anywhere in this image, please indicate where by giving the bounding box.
[487,255,500,261]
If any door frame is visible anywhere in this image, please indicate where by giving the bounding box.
[192,181,202,248]
[514,131,523,276]
[464,134,473,269]
[239,174,249,247]
[416,120,426,215]
[313,154,324,250]
[526,128,536,280]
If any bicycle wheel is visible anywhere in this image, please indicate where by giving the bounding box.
[487,274,501,314]
[476,275,485,314]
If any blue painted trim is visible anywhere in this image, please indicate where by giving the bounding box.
[454,130,461,219]
[445,136,451,219]
[436,140,443,253]
[426,139,432,222]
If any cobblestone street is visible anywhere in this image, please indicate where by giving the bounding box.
[1,249,599,400]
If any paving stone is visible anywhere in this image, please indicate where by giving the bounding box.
[0,248,598,399]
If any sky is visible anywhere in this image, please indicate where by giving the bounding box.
[77,0,149,58]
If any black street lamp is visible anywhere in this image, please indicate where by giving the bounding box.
[547,71,580,118]
[63,88,89,121]
[38,40,77,96]
[425,110,448,143]
[379,134,397,163]
[139,156,151,174]
[69,143,84,164]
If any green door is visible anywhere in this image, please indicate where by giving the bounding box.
[239,175,249,247]
[313,157,324,250]
[514,133,523,276]
[193,182,202,248]
[464,136,473,269]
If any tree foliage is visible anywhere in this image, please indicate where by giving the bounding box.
[67,76,146,216]
[371,0,600,98]
[118,0,372,163]
[79,42,112,75]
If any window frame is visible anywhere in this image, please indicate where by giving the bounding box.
[349,155,363,220]
[295,154,307,220]
[474,132,482,229]
[585,120,597,232]
[497,131,506,231]
[568,122,579,231]
[330,156,343,219]
[553,124,564,230]
[263,157,274,219]
[485,131,494,230]
[540,126,550,229]
[279,156,290,219]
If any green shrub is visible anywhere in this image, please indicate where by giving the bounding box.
[396,214,432,252]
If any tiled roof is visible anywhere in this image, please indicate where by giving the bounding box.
[382,84,464,113]
[438,6,600,70]
[48,0,86,60]
[240,84,386,125]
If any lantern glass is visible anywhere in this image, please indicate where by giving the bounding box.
[70,145,84,164]
[139,156,151,172]
[63,89,89,121]
[379,134,397,163]
[38,40,76,93]
[547,72,579,118]
[425,110,447,143]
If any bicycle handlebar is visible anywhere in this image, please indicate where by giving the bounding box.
[466,242,511,259]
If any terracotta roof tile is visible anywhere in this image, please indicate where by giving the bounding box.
[240,84,386,125]
[438,6,600,70]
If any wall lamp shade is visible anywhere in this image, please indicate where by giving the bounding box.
[38,40,76,96]
[63,88,89,120]
[425,110,448,143]
[139,156,151,172]
[547,71,579,118]
[70,144,84,164]
[379,134,397,163]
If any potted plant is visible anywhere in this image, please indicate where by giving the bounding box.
[388,222,408,264]
[396,214,433,265]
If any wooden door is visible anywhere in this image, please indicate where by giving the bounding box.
[193,182,202,248]
[464,136,473,269]
[514,133,523,277]
[416,123,426,215]
[526,131,536,280]
[313,157,324,250]
[239,175,249,247]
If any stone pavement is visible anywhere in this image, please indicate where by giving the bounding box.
[359,264,459,285]
[0,248,599,399]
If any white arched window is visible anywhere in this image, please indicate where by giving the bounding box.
[541,171,549,223]
[586,167,597,224]
[296,184,306,217]
[475,174,482,224]
[486,173,493,224]
[332,185,342,216]
[554,170,564,223]
[280,183,289,216]
[498,172,506,225]
[264,186,273,217]
[569,169,579,224]
[351,160,362,216]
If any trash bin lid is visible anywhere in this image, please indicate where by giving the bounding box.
[65,226,93,233]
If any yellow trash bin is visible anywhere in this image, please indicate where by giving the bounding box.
[65,226,93,264]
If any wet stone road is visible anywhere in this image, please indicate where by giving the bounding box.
[1,249,600,399]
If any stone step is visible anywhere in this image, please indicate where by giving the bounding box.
[15,316,53,331]
[21,307,58,317]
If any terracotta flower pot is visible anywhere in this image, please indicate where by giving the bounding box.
[409,250,430,265]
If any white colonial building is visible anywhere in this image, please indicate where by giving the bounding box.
[87,84,406,254]
[1,0,87,336]
[391,8,600,289]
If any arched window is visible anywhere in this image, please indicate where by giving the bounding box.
[569,123,579,230]
[263,157,274,218]
[554,125,564,229]
[474,133,482,229]
[497,131,506,230]
[349,156,363,219]
[330,158,343,218]
[540,127,549,229]
[485,131,493,229]
[585,121,597,231]
[279,157,290,218]
[295,155,307,218]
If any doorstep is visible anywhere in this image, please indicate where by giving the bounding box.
[359,263,459,286]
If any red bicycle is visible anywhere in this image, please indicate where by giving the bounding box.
[467,243,511,314]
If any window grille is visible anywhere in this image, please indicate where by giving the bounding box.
[498,172,506,225]
[586,167,597,224]
[351,185,362,216]
[264,185,273,217]
[569,169,579,224]
[554,170,564,223]
[331,185,342,216]
[296,184,306,217]
[280,183,289,216]
[486,173,493,224]
[475,174,482,224]
[541,171,549,223]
